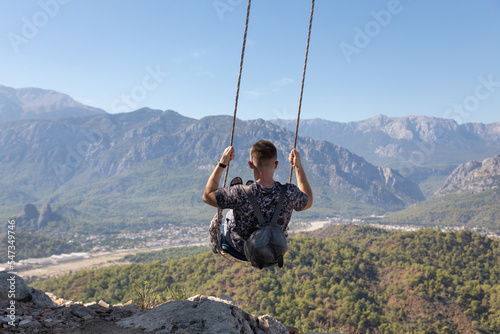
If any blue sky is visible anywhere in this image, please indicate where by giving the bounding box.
[1,0,499,123]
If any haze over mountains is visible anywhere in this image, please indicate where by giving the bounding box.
[272,117,500,195]
[0,108,424,233]
[380,154,499,230]
[0,84,105,122]
[272,116,499,167]
[0,85,498,233]
[434,154,500,197]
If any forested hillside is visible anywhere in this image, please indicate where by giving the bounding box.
[119,245,210,264]
[32,226,500,334]
[379,188,499,230]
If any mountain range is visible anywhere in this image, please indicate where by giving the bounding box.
[0,107,424,234]
[433,154,500,197]
[0,85,498,234]
[379,154,499,230]
[272,116,500,195]
[0,84,105,122]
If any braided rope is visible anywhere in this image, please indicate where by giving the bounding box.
[212,0,314,262]
[289,0,315,183]
[212,0,252,261]
[223,0,252,189]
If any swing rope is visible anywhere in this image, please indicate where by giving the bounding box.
[210,0,253,262]
[223,0,252,189]
[210,0,315,261]
[290,0,315,183]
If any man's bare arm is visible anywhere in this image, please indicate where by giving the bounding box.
[289,148,313,210]
[202,146,235,207]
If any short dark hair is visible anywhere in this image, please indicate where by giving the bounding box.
[250,140,277,168]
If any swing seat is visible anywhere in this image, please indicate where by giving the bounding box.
[208,0,315,269]
[221,232,247,261]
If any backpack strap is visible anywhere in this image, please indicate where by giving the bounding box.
[271,184,288,225]
[244,185,266,225]
[244,184,288,228]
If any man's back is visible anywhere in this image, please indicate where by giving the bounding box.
[202,141,313,259]
[216,181,308,254]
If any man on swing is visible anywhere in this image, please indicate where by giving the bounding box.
[202,140,313,263]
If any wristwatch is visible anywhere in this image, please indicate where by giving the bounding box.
[218,162,227,168]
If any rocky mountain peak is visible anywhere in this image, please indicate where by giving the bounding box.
[16,204,39,227]
[271,115,499,190]
[433,154,500,197]
[38,203,54,228]
[16,203,57,229]
[0,85,106,122]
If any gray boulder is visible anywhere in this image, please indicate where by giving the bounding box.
[0,271,32,302]
[0,271,56,308]
[29,285,58,308]
[117,294,289,334]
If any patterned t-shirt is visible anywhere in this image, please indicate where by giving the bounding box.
[215,181,308,253]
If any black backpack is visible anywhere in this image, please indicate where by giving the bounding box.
[243,184,288,269]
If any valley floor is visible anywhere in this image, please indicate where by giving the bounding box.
[16,220,333,281]
[16,243,205,280]
[15,220,499,282]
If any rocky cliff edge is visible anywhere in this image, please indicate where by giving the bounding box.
[0,272,334,334]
